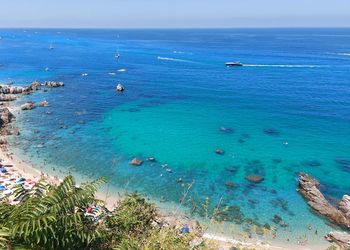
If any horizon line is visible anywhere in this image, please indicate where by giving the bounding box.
[0,26,350,30]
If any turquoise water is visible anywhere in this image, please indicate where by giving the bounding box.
[1,28,350,247]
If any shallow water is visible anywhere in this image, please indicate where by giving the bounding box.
[1,28,350,247]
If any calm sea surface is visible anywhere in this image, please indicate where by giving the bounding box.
[1,28,350,246]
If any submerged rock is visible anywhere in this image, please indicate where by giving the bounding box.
[263,128,280,136]
[225,181,236,189]
[219,127,234,134]
[21,102,35,110]
[214,148,225,155]
[130,158,143,166]
[298,172,350,229]
[335,158,350,172]
[147,157,156,162]
[245,175,264,183]
[302,160,321,167]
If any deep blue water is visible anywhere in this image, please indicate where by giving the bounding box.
[1,28,350,247]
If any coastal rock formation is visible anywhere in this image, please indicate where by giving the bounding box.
[0,94,17,102]
[116,83,124,92]
[325,231,350,249]
[297,172,350,229]
[21,102,36,110]
[45,81,64,88]
[0,85,26,94]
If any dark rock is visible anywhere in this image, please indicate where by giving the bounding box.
[272,158,282,164]
[219,127,234,134]
[272,214,282,224]
[302,160,321,167]
[263,128,280,136]
[214,148,225,155]
[335,158,350,172]
[0,107,14,126]
[238,138,245,143]
[225,181,236,189]
[225,166,239,175]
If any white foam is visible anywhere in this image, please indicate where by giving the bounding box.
[337,53,350,56]
[244,64,326,68]
[117,69,126,72]
[157,56,193,63]
[108,72,116,76]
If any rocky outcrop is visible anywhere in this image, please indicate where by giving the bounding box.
[0,85,26,94]
[45,81,64,88]
[21,102,36,110]
[0,94,17,101]
[325,231,350,249]
[298,172,350,229]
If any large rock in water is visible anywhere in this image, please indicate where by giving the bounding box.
[21,102,35,110]
[0,108,14,126]
[116,83,124,92]
[298,172,350,229]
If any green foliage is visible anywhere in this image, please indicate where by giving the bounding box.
[0,177,203,250]
[0,176,106,250]
[326,245,338,250]
[107,192,157,238]
[0,226,9,248]
[114,228,197,250]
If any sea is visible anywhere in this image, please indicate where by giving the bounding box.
[1,28,350,248]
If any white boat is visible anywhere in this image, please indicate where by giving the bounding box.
[49,44,54,50]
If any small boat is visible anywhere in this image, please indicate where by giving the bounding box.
[115,52,120,60]
[225,61,243,67]
[49,44,54,50]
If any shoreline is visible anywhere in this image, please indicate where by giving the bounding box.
[0,84,332,250]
